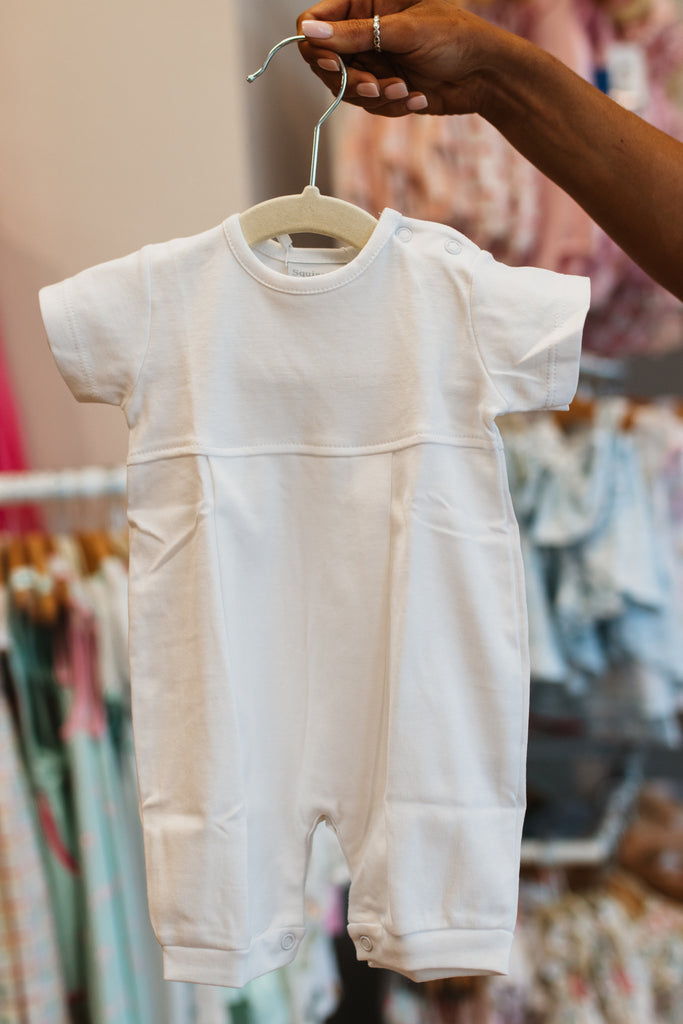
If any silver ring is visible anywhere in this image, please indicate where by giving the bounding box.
[373,14,381,52]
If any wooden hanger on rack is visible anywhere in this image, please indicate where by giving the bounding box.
[77,530,112,575]
[24,533,59,624]
[7,537,30,614]
[238,35,378,250]
[554,394,596,431]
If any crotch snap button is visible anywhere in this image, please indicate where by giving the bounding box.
[445,238,463,255]
[359,935,373,952]
[396,227,412,243]
[281,933,296,951]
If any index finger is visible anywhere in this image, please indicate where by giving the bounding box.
[298,9,417,59]
[298,2,368,24]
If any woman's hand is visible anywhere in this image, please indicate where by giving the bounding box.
[296,0,509,117]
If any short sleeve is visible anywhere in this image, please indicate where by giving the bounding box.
[470,250,590,414]
[39,247,151,406]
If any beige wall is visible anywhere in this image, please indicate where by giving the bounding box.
[0,0,251,470]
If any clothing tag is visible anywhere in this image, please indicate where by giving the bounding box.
[606,41,649,112]
[285,248,356,278]
[251,238,357,278]
[286,262,331,278]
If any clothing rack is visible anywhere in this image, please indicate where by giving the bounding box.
[577,351,629,397]
[521,755,643,868]
[579,351,628,382]
[0,466,126,506]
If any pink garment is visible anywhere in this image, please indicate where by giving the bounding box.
[524,0,599,276]
[333,0,683,357]
[332,1,540,265]
[579,0,683,355]
[0,327,42,532]
[332,0,593,270]
[54,600,107,742]
[333,105,540,265]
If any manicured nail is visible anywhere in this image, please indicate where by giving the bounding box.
[407,93,428,111]
[302,20,333,38]
[317,58,340,72]
[384,81,409,100]
[357,82,380,98]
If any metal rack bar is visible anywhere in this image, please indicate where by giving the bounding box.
[0,467,126,506]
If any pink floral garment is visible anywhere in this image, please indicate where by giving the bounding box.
[332,0,683,357]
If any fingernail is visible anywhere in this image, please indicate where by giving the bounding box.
[302,20,334,38]
[384,81,409,100]
[357,82,380,98]
[407,93,428,111]
[317,58,339,72]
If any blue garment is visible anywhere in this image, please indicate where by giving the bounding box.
[502,401,683,741]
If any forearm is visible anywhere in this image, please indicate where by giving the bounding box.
[478,31,683,300]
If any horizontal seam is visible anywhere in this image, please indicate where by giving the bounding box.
[347,925,515,935]
[127,434,502,464]
[386,801,523,811]
[163,924,307,956]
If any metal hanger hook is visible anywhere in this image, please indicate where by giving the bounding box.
[246,34,348,190]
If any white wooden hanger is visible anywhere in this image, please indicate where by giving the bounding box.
[239,35,378,250]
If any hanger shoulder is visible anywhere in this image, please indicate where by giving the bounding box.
[239,186,377,250]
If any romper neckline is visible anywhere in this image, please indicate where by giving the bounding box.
[222,206,402,294]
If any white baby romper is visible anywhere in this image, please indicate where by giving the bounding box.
[40,209,590,988]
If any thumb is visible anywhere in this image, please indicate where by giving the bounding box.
[300,13,410,55]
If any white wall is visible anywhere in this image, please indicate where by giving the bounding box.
[0,0,250,469]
